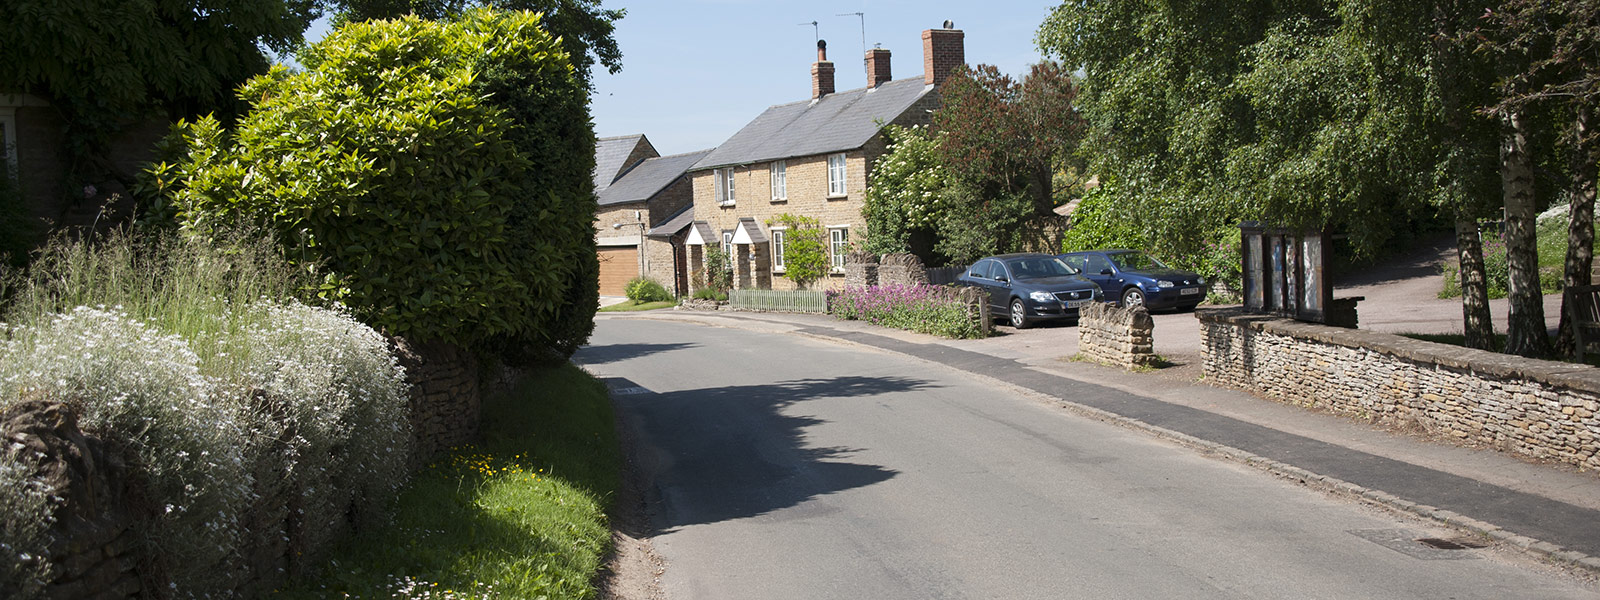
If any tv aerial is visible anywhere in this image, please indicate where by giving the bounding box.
[836,12,868,80]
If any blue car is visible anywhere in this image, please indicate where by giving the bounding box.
[957,253,1103,328]
[1058,250,1206,311]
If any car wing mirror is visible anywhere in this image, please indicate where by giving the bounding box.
[995,275,1008,283]
[1100,269,1114,275]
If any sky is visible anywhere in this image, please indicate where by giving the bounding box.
[298,2,1063,157]
[589,1,1061,156]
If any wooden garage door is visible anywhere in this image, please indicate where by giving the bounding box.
[597,246,638,296]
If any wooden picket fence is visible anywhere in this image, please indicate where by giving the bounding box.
[728,289,829,313]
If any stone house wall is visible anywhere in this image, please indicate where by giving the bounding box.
[1078,302,1155,369]
[594,175,694,292]
[1199,307,1600,470]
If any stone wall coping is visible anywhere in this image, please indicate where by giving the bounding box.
[1197,306,1600,395]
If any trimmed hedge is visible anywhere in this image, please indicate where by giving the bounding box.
[153,10,598,360]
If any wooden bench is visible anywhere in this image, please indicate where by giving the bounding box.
[1566,284,1600,361]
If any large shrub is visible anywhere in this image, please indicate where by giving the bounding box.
[152,10,598,360]
[768,213,830,289]
[625,277,671,303]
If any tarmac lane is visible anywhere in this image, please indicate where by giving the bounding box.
[581,315,1600,600]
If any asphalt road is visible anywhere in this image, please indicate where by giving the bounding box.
[579,317,1599,599]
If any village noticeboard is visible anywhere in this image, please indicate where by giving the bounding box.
[1240,222,1333,324]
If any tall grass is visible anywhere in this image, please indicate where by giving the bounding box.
[277,363,620,599]
[0,227,411,598]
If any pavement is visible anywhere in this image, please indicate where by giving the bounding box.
[597,303,1600,576]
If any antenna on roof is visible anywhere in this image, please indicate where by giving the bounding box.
[798,20,819,45]
[837,12,868,82]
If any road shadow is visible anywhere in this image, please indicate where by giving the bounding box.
[1335,234,1454,289]
[575,342,698,365]
[610,375,936,533]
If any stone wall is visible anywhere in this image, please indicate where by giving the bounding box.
[1199,307,1600,470]
[844,252,878,287]
[390,337,482,466]
[2,401,145,599]
[878,253,928,286]
[1078,302,1155,369]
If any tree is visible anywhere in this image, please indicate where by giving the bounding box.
[324,0,623,88]
[862,125,953,258]
[922,62,1085,264]
[768,214,829,289]
[155,10,598,360]
[1476,0,1600,356]
[0,0,320,187]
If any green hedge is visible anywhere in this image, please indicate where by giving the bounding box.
[153,10,598,360]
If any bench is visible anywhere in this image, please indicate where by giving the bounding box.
[1566,284,1600,361]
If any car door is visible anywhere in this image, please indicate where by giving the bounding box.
[1080,253,1120,296]
[985,259,1013,312]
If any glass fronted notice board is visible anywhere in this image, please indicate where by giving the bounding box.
[1240,222,1332,323]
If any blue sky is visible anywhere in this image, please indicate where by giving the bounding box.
[299,2,1062,156]
[589,1,1061,155]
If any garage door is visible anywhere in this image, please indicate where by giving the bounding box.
[597,246,639,297]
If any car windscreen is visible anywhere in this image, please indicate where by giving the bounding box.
[1004,257,1078,279]
[1109,251,1168,271]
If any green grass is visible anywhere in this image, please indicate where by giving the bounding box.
[276,363,621,599]
[598,300,676,312]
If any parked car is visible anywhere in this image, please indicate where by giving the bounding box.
[1058,249,1206,311]
[957,253,1103,329]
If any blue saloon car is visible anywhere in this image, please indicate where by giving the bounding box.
[1058,250,1206,311]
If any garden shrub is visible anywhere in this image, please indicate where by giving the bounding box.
[625,277,672,303]
[701,245,734,293]
[151,10,598,361]
[0,228,411,597]
[828,284,985,339]
[768,214,830,289]
[691,288,728,302]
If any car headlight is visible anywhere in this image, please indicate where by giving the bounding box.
[1156,280,1174,288]
[1198,277,1207,285]
[1029,290,1055,302]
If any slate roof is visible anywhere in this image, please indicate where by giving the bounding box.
[646,204,693,238]
[593,134,647,190]
[598,149,714,207]
[691,77,934,171]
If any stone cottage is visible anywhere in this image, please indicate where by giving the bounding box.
[592,133,712,297]
[683,24,966,292]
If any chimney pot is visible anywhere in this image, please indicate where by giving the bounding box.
[812,39,835,99]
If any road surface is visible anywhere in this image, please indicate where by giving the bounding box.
[579,317,1598,599]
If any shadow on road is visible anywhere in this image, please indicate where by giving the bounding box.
[612,375,936,533]
[576,342,699,365]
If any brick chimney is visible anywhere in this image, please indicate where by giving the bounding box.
[866,48,892,88]
[812,40,835,99]
[922,23,965,86]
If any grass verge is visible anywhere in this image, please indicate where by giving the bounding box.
[599,300,677,312]
[276,363,620,599]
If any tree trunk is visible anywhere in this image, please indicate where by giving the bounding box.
[1500,108,1552,357]
[1555,107,1597,356]
[1456,218,1497,350]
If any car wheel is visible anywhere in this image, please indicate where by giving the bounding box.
[1010,299,1032,329]
[1121,288,1145,308]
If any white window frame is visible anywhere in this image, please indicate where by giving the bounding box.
[770,160,787,201]
[722,231,735,267]
[829,226,849,272]
[827,153,847,197]
[770,227,787,272]
[715,168,736,206]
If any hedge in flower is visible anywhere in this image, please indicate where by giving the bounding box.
[828,284,985,339]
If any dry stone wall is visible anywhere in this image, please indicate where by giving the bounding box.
[1078,302,1155,369]
[878,253,929,286]
[390,337,481,466]
[1200,307,1600,470]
